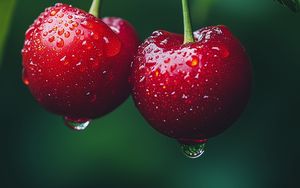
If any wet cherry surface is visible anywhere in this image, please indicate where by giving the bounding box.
[22,3,139,121]
[132,26,252,144]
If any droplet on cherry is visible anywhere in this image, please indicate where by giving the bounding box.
[64,116,91,131]
[180,142,206,159]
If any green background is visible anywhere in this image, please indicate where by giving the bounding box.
[0,0,299,187]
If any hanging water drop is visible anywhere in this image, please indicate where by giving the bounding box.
[180,142,206,159]
[64,116,91,131]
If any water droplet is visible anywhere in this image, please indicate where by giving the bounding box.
[81,20,93,29]
[164,58,170,63]
[91,32,99,40]
[68,15,73,19]
[43,32,48,37]
[139,76,145,82]
[48,36,55,43]
[75,29,81,35]
[56,38,64,48]
[64,117,91,131]
[180,142,206,159]
[82,41,93,50]
[60,56,66,62]
[58,28,64,36]
[103,37,109,44]
[170,64,177,72]
[64,31,70,38]
[53,26,58,32]
[47,18,53,23]
[72,22,79,27]
[211,46,220,51]
[186,56,199,67]
[50,10,57,16]
[182,94,188,99]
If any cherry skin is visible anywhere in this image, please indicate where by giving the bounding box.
[131,26,251,151]
[22,3,139,123]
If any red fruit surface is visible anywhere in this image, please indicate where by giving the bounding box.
[131,26,252,143]
[22,3,139,119]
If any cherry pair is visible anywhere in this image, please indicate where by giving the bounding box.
[22,0,251,158]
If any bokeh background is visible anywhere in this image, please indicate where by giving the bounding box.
[0,0,299,187]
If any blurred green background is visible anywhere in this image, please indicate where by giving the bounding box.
[0,0,299,187]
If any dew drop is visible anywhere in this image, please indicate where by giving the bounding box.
[182,94,188,99]
[186,56,199,67]
[164,58,171,64]
[60,56,66,62]
[47,18,53,23]
[50,10,57,16]
[139,76,146,82]
[211,46,220,51]
[170,64,177,72]
[64,31,70,38]
[43,32,48,37]
[82,40,93,50]
[72,22,79,27]
[75,29,81,35]
[56,38,64,48]
[58,28,64,36]
[103,37,109,44]
[64,116,91,131]
[91,32,99,40]
[48,36,55,43]
[81,20,93,29]
[180,142,206,159]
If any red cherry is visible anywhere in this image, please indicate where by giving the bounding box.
[22,3,139,129]
[131,26,252,157]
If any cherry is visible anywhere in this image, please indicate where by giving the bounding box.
[131,0,252,158]
[22,2,139,130]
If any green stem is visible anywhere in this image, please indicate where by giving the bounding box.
[89,0,101,17]
[182,0,194,44]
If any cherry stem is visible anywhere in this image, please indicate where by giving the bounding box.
[182,0,195,44]
[89,0,102,17]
